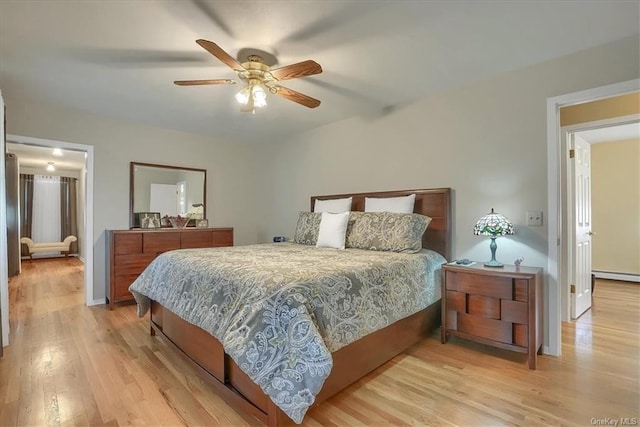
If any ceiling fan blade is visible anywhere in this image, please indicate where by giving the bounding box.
[269,60,322,81]
[174,79,236,86]
[274,86,321,108]
[196,39,244,71]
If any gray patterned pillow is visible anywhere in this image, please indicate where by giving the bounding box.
[346,212,432,253]
[293,211,322,245]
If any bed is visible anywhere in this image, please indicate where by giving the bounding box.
[130,188,451,426]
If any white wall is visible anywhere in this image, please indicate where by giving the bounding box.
[257,36,640,347]
[3,99,262,303]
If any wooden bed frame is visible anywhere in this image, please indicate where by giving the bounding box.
[148,188,452,426]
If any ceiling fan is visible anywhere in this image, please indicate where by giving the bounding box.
[174,39,323,113]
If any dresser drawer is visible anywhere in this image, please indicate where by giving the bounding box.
[114,253,156,276]
[114,233,142,254]
[114,275,139,299]
[445,270,512,299]
[181,230,213,249]
[143,233,181,254]
[212,229,233,247]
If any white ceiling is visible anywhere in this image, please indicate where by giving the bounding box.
[1,1,638,144]
[577,122,640,144]
[6,142,86,171]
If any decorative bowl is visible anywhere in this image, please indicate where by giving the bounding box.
[168,216,190,228]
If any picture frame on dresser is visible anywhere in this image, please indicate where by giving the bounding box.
[138,212,161,229]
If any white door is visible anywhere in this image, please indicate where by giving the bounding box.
[571,134,593,319]
[149,183,178,216]
[176,181,187,215]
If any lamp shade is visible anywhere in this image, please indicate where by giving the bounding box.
[473,208,514,237]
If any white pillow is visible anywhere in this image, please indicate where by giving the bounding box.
[364,194,416,213]
[313,197,352,213]
[316,211,350,249]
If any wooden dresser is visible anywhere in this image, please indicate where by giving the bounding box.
[441,263,543,369]
[107,227,233,310]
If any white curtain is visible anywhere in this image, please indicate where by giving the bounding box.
[32,175,61,248]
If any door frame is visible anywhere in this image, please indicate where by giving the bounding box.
[5,134,95,307]
[1,92,6,349]
[546,78,639,356]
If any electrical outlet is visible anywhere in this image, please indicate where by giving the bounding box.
[526,210,543,226]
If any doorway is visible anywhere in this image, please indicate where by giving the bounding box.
[3,135,94,320]
[546,78,640,356]
[561,119,640,321]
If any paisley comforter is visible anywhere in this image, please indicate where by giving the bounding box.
[129,242,445,423]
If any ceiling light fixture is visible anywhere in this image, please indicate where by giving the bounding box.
[234,86,251,105]
[175,40,322,112]
[46,162,55,172]
[235,79,268,113]
[52,148,63,156]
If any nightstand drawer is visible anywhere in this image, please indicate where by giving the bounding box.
[501,299,528,324]
[457,312,512,343]
[467,294,501,319]
[445,270,512,299]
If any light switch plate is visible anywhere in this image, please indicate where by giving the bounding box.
[526,210,543,226]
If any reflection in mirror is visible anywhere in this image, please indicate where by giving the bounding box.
[130,162,206,228]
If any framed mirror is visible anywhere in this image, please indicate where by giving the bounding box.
[130,162,206,228]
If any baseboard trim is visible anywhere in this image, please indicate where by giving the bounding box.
[542,344,560,356]
[89,298,106,307]
[592,271,640,283]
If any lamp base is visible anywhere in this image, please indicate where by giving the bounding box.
[484,236,504,267]
[484,259,504,268]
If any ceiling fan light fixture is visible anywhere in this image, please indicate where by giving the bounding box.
[252,84,267,108]
[235,86,251,105]
[236,82,268,109]
[176,40,322,110]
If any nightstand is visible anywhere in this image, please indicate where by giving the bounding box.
[441,263,543,369]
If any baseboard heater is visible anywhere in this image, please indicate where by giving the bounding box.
[592,270,640,283]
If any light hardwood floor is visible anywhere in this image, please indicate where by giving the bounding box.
[1,258,638,426]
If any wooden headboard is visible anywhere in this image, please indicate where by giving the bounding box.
[311,188,452,260]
